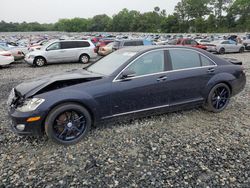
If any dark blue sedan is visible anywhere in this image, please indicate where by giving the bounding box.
[7,46,246,145]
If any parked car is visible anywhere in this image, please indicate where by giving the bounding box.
[176,38,207,50]
[0,54,14,67]
[210,40,245,54]
[28,40,49,52]
[195,39,218,52]
[95,38,114,54]
[98,42,114,56]
[112,39,145,51]
[0,47,13,57]
[25,40,97,67]
[243,34,250,50]
[7,46,246,145]
[0,46,24,60]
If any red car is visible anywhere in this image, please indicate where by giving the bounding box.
[95,39,114,53]
[176,38,207,50]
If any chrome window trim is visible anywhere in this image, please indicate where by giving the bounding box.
[113,48,217,83]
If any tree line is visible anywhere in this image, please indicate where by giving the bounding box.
[0,0,249,33]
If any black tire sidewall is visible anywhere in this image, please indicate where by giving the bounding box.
[239,47,244,53]
[45,103,91,145]
[79,54,90,64]
[205,83,230,113]
[219,48,225,54]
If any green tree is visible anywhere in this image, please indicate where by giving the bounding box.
[88,14,112,31]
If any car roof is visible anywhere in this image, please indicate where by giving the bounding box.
[116,45,203,53]
[115,39,144,42]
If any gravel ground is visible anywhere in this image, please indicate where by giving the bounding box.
[0,53,250,187]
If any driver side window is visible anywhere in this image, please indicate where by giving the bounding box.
[47,42,60,51]
[125,50,165,77]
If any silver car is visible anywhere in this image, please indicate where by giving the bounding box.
[209,40,245,54]
[25,40,97,67]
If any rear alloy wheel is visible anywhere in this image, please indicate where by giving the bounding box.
[219,48,225,54]
[239,47,244,53]
[34,57,46,67]
[79,54,90,64]
[203,83,230,113]
[45,103,91,145]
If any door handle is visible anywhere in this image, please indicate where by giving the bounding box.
[157,76,167,82]
[207,68,215,73]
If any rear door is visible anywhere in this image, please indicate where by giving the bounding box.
[165,48,216,106]
[221,41,231,52]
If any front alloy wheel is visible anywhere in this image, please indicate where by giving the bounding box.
[34,57,46,67]
[204,83,231,113]
[45,103,91,145]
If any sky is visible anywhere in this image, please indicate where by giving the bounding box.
[1,0,180,23]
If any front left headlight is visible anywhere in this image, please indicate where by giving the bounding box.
[16,98,45,112]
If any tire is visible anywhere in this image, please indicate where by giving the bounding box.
[239,47,244,53]
[34,57,46,67]
[203,83,231,113]
[45,103,91,145]
[79,54,90,64]
[219,48,225,54]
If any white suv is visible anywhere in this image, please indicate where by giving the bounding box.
[25,40,97,67]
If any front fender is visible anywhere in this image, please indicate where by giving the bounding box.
[36,89,100,123]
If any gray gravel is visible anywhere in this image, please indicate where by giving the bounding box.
[0,53,250,187]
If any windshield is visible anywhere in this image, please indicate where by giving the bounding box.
[86,50,137,75]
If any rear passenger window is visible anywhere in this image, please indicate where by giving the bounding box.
[76,41,90,48]
[123,41,135,46]
[136,41,144,45]
[200,55,214,66]
[169,49,201,70]
[61,42,75,49]
[61,41,90,49]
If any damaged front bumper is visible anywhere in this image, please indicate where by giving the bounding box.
[7,88,45,136]
[9,109,44,136]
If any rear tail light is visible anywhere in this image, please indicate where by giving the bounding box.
[2,53,11,56]
[17,51,22,55]
[94,47,98,53]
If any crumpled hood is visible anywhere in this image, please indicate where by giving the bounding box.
[15,69,103,98]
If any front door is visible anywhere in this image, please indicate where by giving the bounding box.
[46,42,64,63]
[111,50,169,115]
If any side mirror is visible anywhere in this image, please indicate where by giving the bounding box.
[121,69,136,79]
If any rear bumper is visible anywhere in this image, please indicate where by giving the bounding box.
[231,73,246,96]
[206,46,217,52]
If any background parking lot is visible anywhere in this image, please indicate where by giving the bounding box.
[0,51,249,187]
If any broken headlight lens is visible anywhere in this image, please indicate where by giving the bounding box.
[16,98,45,112]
